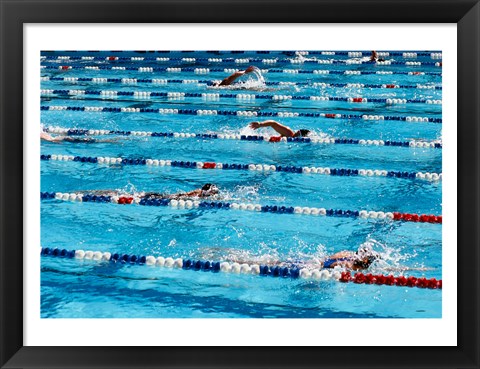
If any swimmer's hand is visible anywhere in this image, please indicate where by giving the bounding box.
[249,122,260,130]
[245,66,256,74]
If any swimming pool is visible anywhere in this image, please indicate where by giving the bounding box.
[40,50,442,318]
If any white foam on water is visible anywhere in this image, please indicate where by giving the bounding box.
[220,184,261,203]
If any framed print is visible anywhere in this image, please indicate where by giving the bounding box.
[1,0,479,368]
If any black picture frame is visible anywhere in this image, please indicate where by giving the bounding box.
[1,0,479,368]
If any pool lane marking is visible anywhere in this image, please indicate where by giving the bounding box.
[40,55,442,67]
[43,126,443,149]
[40,154,443,182]
[40,105,443,123]
[40,192,442,224]
[40,76,443,90]
[39,246,442,289]
[40,89,443,106]
[40,65,443,77]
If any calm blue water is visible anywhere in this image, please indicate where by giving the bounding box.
[40,51,442,318]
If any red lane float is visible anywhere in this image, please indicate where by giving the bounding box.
[269,136,282,142]
[60,66,71,70]
[352,97,365,103]
[393,212,442,224]
[385,84,397,89]
[118,197,134,204]
[202,162,216,169]
[325,114,337,118]
[340,272,441,289]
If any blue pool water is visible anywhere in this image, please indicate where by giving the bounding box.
[40,50,442,318]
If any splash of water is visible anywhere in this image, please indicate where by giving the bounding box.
[359,239,424,274]
[250,66,265,84]
[230,66,266,90]
[238,126,258,136]
[122,182,139,194]
[220,184,261,203]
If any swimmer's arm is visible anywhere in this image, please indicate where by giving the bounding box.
[219,71,246,86]
[164,190,198,200]
[47,138,64,143]
[179,189,202,198]
[249,120,295,137]
[329,251,354,259]
[218,66,255,86]
[40,132,63,143]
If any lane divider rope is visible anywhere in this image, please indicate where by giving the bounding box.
[40,105,443,123]
[41,55,442,67]
[40,76,443,90]
[40,65,443,77]
[40,88,443,105]
[39,246,442,289]
[40,154,443,182]
[44,126,443,149]
[40,192,443,224]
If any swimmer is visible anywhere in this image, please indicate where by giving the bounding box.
[213,66,257,87]
[141,183,220,200]
[40,131,118,144]
[249,120,310,138]
[317,243,438,272]
[206,244,379,271]
[200,244,435,273]
[320,245,380,270]
[75,184,220,200]
[370,50,385,62]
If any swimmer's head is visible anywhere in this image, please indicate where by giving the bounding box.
[294,129,310,137]
[201,183,219,196]
[355,243,380,264]
[353,255,378,269]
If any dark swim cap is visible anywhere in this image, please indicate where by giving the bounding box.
[296,129,310,137]
[201,183,215,191]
